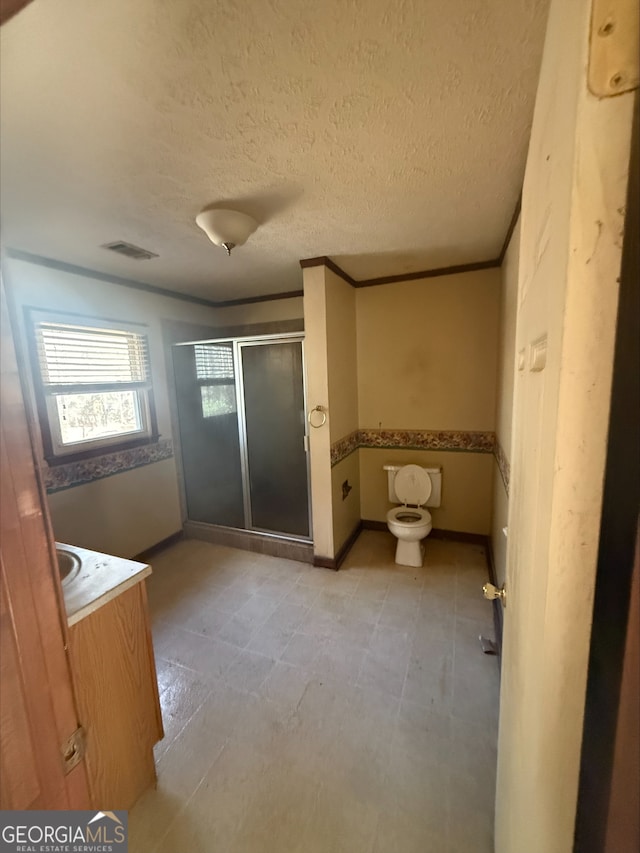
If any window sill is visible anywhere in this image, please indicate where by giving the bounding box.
[44,434,161,467]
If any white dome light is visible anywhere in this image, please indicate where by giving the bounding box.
[195,208,258,255]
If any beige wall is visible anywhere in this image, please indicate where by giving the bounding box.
[4,256,222,556]
[355,268,500,537]
[303,264,361,559]
[356,269,501,430]
[325,268,360,553]
[491,220,520,585]
[49,459,181,556]
[360,447,494,535]
[331,452,361,553]
[495,221,520,456]
[326,269,359,443]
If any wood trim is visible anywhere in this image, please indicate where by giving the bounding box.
[217,289,304,307]
[355,258,500,288]
[0,0,34,25]
[313,555,338,571]
[10,209,521,312]
[7,249,304,311]
[133,529,184,562]
[361,519,489,545]
[7,249,222,308]
[300,255,500,289]
[299,255,358,287]
[43,434,162,467]
[497,193,522,265]
[0,275,91,808]
[429,528,488,545]
[333,521,363,570]
[361,519,388,531]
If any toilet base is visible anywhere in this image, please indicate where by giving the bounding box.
[394,538,425,568]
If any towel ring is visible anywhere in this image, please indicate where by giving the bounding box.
[308,405,327,428]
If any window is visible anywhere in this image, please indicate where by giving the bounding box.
[193,343,237,418]
[30,313,157,463]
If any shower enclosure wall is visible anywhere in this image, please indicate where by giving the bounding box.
[173,334,311,541]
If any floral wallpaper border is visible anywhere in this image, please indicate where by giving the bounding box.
[331,428,512,497]
[45,439,174,493]
[494,437,510,495]
[330,431,361,466]
[330,428,496,466]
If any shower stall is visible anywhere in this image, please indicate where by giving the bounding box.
[172,334,311,541]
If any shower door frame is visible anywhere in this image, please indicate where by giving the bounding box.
[174,331,313,543]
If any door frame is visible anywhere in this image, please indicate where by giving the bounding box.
[573,98,639,853]
[173,331,313,542]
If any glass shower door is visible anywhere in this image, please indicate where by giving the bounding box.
[239,340,310,538]
[173,341,245,527]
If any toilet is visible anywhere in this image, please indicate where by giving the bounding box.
[384,464,442,567]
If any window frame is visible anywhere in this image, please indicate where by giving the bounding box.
[26,308,159,466]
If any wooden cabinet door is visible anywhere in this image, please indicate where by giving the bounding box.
[0,278,90,809]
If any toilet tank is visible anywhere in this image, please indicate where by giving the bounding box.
[383,464,442,507]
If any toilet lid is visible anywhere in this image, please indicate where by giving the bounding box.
[394,464,432,506]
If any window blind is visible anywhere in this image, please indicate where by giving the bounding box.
[35,323,150,387]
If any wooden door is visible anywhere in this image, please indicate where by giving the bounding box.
[0,277,90,808]
[493,1,636,851]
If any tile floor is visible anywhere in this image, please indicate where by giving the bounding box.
[131,530,500,853]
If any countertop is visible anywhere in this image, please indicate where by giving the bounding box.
[58,542,151,626]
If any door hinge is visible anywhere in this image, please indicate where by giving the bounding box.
[589,0,639,96]
[61,726,86,774]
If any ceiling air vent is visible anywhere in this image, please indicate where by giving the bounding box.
[101,241,159,260]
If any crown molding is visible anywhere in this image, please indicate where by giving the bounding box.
[498,193,522,265]
[4,249,303,309]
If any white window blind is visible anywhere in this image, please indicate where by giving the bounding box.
[35,323,150,388]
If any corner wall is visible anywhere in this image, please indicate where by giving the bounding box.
[302,266,333,559]
[302,264,360,561]
[325,269,360,554]
[356,268,501,534]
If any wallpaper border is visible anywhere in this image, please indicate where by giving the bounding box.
[45,439,174,493]
[331,429,496,467]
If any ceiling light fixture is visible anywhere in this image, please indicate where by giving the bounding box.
[195,208,258,256]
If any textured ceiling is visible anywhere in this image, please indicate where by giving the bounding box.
[0,0,548,301]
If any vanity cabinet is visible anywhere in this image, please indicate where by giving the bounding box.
[67,577,163,810]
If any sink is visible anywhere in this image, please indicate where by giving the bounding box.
[56,547,81,586]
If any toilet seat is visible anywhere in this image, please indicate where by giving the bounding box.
[386,506,431,527]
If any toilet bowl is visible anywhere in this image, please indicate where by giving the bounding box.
[386,506,432,567]
[384,464,440,567]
